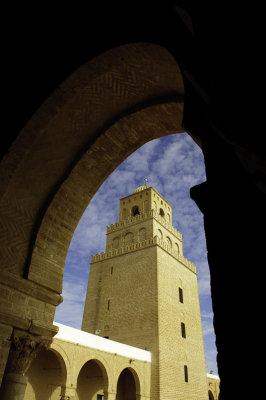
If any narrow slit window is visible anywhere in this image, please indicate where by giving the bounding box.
[181,322,186,338]
[107,300,110,310]
[179,287,184,303]
[184,365,188,382]
[111,266,113,275]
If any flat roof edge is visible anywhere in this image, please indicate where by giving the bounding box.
[53,322,151,362]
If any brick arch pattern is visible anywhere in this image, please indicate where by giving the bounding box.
[0,42,185,338]
[25,43,184,293]
[115,366,142,398]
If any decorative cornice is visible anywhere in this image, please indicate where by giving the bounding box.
[91,236,196,274]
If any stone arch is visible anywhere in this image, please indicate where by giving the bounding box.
[50,341,72,389]
[24,347,67,400]
[76,358,109,399]
[175,242,179,255]
[0,42,184,296]
[0,42,186,387]
[208,390,215,400]
[116,367,141,400]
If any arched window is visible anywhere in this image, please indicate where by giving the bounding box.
[132,205,140,216]
[175,243,179,255]
[157,229,163,241]
[139,228,146,241]
[153,201,157,211]
[124,232,133,244]
[112,237,119,249]
[159,208,165,217]
[166,236,172,249]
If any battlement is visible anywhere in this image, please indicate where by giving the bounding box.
[91,236,196,274]
[107,209,182,240]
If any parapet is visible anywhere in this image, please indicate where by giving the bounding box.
[91,235,196,274]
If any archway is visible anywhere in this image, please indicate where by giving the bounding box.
[0,6,263,400]
[76,359,108,400]
[17,43,184,295]
[0,42,186,399]
[24,349,66,400]
[116,368,140,400]
[208,390,215,400]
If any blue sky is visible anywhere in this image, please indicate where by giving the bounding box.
[54,132,218,374]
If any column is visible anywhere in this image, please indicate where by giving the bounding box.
[0,328,51,400]
[60,386,76,400]
[104,391,117,400]
[0,323,12,386]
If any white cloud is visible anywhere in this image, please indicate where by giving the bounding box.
[55,279,87,329]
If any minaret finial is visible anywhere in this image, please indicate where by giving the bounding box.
[144,178,148,187]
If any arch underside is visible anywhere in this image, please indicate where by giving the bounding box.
[0,43,186,298]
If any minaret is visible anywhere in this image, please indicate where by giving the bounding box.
[82,186,208,400]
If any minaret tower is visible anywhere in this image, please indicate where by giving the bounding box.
[82,185,208,400]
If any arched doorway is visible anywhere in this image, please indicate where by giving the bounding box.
[76,359,108,400]
[116,368,140,400]
[24,349,66,400]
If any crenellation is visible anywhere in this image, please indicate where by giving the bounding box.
[93,235,196,273]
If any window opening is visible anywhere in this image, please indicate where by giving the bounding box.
[184,365,188,382]
[132,205,140,216]
[181,322,186,338]
[179,287,184,303]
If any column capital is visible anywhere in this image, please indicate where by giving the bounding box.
[5,328,52,375]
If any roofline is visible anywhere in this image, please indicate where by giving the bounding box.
[206,373,220,380]
[53,322,151,362]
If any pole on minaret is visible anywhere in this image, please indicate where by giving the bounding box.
[144,178,148,186]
